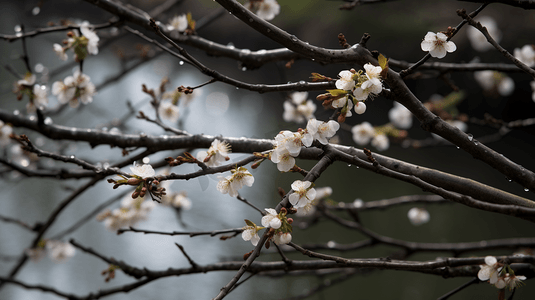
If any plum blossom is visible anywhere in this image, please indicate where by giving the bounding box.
[289,180,316,208]
[242,223,261,246]
[305,119,340,145]
[261,208,282,229]
[161,190,192,210]
[514,44,535,67]
[504,273,526,290]
[159,101,180,123]
[46,240,76,263]
[478,256,502,285]
[474,71,515,97]
[80,22,99,55]
[270,148,295,172]
[274,130,306,155]
[245,0,280,21]
[335,70,355,90]
[196,139,231,167]
[53,43,68,61]
[0,121,13,147]
[421,32,456,58]
[216,167,254,197]
[168,14,188,38]
[364,63,382,84]
[273,232,292,245]
[388,102,413,129]
[52,70,96,107]
[467,16,501,52]
[283,92,316,123]
[97,195,156,231]
[371,134,389,151]
[55,21,99,61]
[332,96,353,118]
[353,79,382,101]
[130,162,155,178]
[351,122,375,146]
[295,186,331,217]
[407,207,430,225]
[27,84,48,113]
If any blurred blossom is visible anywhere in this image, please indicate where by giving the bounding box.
[46,240,76,263]
[371,134,389,151]
[159,101,180,123]
[0,121,13,146]
[245,0,280,21]
[407,207,430,226]
[474,71,515,97]
[351,122,375,146]
[97,195,156,231]
[514,44,535,67]
[467,16,501,52]
[167,14,188,38]
[388,102,413,129]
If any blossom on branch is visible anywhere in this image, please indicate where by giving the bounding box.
[196,139,231,167]
[388,102,413,129]
[245,0,280,21]
[46,240,76,263]
[335,70,356,91]
[305,119,340,145]
[351,122,375,146]
[168,14,188,37]
[159,101,180,123]
[273,232,292,245]
[261,208,282,229]
[289,180,316,208]
[52,70,96,108]
[130,162,155,178]
[478,256,502,285]
[216,167,254,197]
[242,220,261,246]
[421,32,456,58]
[283,92,316,123]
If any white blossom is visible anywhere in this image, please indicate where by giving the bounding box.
[130,162,155,178]
[421,32,456,58]
[388,102,412,129]
[289,91,308,105]
[289,180,316,208]
[371,134,389,151]
[0,121,13,147]
[353,199,364,208]
[273,232,292,245]
[28,84,49,112]
[245,0,280,21]
[53,43,68,61]
[305,119,340,145]
[17,73,36,87]
[353,79,382,101]
[99,195,155,231]
[159,101,180,123]
[261,208,282,229]
[196,139,231,167]
[335,70,355,90]
[170,192,192,210]
[351,122,375,146]
[514,44,535,67]
[407,207,430,226]
[274,130,304,156]
[216,167,254,197]
[478,256,502,285]
[331,96,353,118]
[504,273,526,290]
[364,63,382,84]
[168,14,188,38]
[271,147,295,172]
[46,240,76,263]
[242,225,260,246]
[354,101,366,115]
[467,16,501,52]
[474,71,515,96]
[52,70,96,107]
[283,94,316,123]
[80,21,99,55]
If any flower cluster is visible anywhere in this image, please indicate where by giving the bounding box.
[283,92,316,123]
[53,21,99,61]
[26,239,75,263]
[474,71,515,97]
[514,44,535,67]
[421,31,456,58]
[12,72,49,113]
[96,194,156,231]
[52,70,96,108]
[271,119,339,172]
[351,122,388,151]
[242,207,294,246]
[244,0,280,21]
[197,139,231,167]
[478,256,526,290]
[216,166,254,197]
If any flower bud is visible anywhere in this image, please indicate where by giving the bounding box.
[127,178,142,185]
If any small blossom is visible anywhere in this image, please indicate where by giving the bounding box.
[474,71,515,97]
[53,43,68,60]
[407,207,430,225]
[99,195,155,231]
[168,14,188,38]
[315,187,333,200]
[283,94,316,123]
[467,16,501,52]
[245,0,280,21]
[242,225,261,246]
[514,44,535,67]
[354,101,366,115]
[28,84,49,113]
[351,122,375,146]
[52,70,96,107]
[159,101,180,123]
[80,22,99,55]
[306,119,340,145]
[0,121,13,147]
[274,130,304,156]
[504,273,526,290]
[162,191,192,210]
[364,63,382,84]
[271,147,295,172]
[421,32,456,59]
[388,102,413,129]
[130,162,155,178]
[371,134,389,151]
[261,208,282,229]
[196,139,231,167]
[353,79,382,100]
[335,70,355,90]
[17,73,36,87]
[289,180,316,208]
[332,96,353,118]
[353,198,364,208]
[216,167,254,197]
[273,232,292,245]
[46,240,76,263]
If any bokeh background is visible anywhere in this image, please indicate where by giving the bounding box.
[1,0,535,299]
